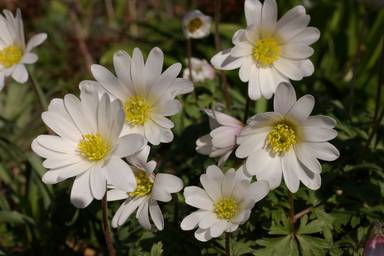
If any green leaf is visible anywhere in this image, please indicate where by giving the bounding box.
[150,241,163,256]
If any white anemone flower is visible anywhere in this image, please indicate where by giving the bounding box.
[31,85,147,208]
[211,0,320,100]
[196,109,244,165]
[236,83,339,193]
[180,165,269,242]
[108,146,183,230]
[182,57,215,82]
[0,9,47,90]
[81,47,193,145]
[182,10,212,39]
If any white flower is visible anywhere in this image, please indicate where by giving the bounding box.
[196,109,244,165]
[108,146,183,230]
[81,47,193,145]
[31,85,146,208]
[236,83,339,193]
[0,9,47,90]
[182,10,212,39]
[211,0,320,100]
[180,165,269,242]
[183,57,215,82]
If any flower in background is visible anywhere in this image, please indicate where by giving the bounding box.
[182,10,212,39]
[0,9,47,91]
[211,0,320,100]
[182,57,215,82]
[82,47,193,145]
[364,222,384,256]
[109,146,183,230]
[196,109,244,165]
[236,83,339,193]
[31,85,146,208]
[180,165,269,242]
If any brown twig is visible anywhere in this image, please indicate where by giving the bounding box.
[288,192,295,233]
[101,193,116,256]
[67,1,94,75]
[214,0,232,109]
[225,232,231,256]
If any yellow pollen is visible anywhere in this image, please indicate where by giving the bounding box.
[124,96,151,126]
[0,44,23,68]
[78,133,110,161]
[214,197,239,220]
[252,37,281,67]
[267,122,297,154]
[129,171,153,197]
[187,17,203,33]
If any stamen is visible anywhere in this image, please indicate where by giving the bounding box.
[0,44,23,68]
[188,17,203,33]
[129,171,153,197]
[252,37,281,67]
[78,133,110,161]
[267,121,297,154]
[124,96,151,126]
[214,197,239,220]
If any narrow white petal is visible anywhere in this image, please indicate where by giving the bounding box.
[245,0,262,26]
[149,200,164,230]
[282,151,301,193]
[70,171,93,208]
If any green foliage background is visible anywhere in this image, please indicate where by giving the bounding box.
[0,0,383,255]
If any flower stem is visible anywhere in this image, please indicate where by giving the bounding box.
[28,68,48,112]
[288,191,295,234]
[102,193,116,256]
[187,38,194,83]
[214,0,232,109]
[225,232,231,256]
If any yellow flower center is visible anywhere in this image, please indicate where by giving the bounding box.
[214,197,239,220]
[267,121,297,154]
[129,171,153,197]
[124,96,151,126]
[252,37,281,67]
[78,133,111,161]
[188,17,203,33]
[0,44,23,68]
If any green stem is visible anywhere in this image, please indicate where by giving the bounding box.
[28,68,48,111]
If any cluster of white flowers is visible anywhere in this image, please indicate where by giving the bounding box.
[32,46,193,230]
[1,0,340,248]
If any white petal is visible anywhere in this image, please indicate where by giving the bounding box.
[156,99,181,116]
[149,199,164,230]
[184,186,214,210]
[144,47,164,88]
[206,165,224,180]
[137,199,151,229]
[70,171,93,208]
[261,0,277,30]
[296,162,321,190]
[239,56,253,82]
[248,180,269,203]
[64,94,92,134]
[282,151,301,193]
[277,6,306,27]
[301,142,339,161]
[113,50,134,94]
[294,145,322,174]
[26,33,47,51]
[90,167,107,199]
[105,157,136,192]
[231,42,253,58]
[154,173,183,193]
[222,169,237,197]
[144,119,161,145]
[131,48,146,94]
[248,65,261,100]
[116,197,145,227]
[210,49,242,71]
[91,64,128,101]
[199,212,219,229]
[107,188,128,201]
[11,64,28,83]
[181,211,203,231]
[259,68,276,99]
[255,157,282,189]
[273,82,296,114]
[245,0,262,26]
[236,131,268,158]
[209,220,228,238]
[245,149,273,175]
[55,161,92,180]
[281,45,314,59]
[302,127,337,142]
[114,134,146,157]
[288,95,314,121]
[200,174,221,201]
[273,58,303,81]
[289,27,320,45]
[194,228,213,242]
[277,15,310,42]
[21,52,38,64]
